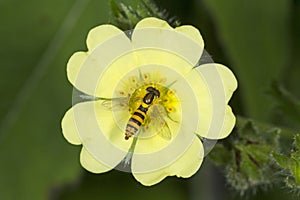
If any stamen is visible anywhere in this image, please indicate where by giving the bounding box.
[119,90,126,96]
[167,107,174,112]
[149,82,155,86]
[129,87,135,92]
[143,73,150,81]
[163,98,170,103]
[158,78,166,84]
[130,76,137,83]
[167,90,174,96]
[119,102,125,107]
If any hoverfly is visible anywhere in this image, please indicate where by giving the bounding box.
[99,86,172,141]
[125,86,160,140]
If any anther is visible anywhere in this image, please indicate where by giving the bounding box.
[167,107,173,112]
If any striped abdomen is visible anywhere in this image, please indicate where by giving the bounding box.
[125,103,148,140]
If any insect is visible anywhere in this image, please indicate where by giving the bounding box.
[97,85,173,141]
[124,86,160,140]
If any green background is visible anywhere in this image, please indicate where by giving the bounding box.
[0,0,298,199]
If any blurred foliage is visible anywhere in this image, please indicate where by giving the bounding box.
[268,81,300,128]
[57,171,188,200]
[273,134,300,192]
[110,0,180,30]
[209,116,300,197]
[286,0,300,98]
[0,0,89,199]
[202,0,290,121]
[209,118,280,195]
[1,0,300,199]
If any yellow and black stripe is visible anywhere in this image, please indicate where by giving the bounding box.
[124,86,160,140]
[125,103,149,140]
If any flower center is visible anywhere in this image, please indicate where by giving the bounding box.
[112,69,181,140]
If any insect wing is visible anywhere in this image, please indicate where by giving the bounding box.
[100,97,129,111]
[147,104,172,140]
[101,96,143,111]
[157,119,172,141]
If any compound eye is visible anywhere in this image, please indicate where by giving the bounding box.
[146,86,155,92]
[155,90,160,98]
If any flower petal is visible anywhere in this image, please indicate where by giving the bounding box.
[94,52,141,98]
[133,117,178,154]
[69,25,133,96]
[132,17,204,67]
[66,51,88,91]
[198,105,235,139]
[86,25,123,51]
[219,106,236,139]
[215,64,238,102]
[134,17,173,29]
[61,106,82,145]
[70,101,131,169]
[80,147,112,173]
[132,137,203,186]
[130,49,193,76]
[67,25,124,91]
[167,138,203,178]
[175,25,204,52]
[186,63,237,140]
[130,66,200,171]
[184,67,213,140]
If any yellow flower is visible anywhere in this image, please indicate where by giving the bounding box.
[61,17,237,186]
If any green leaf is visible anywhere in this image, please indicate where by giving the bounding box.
[273,153,292,169]
[203,0,290,121]
[273,134,300,190]
[290,134,300,186]
[295,134,300,149]
[0,0,111,199]
[211,117,287,194]
[243,145,272,164]
[109,0,180,30]
[268,81,300,125]
[207,143,232,165]
[237,121,261,144]
[239,151,261,181]
[109,0,121,17]
[109,0,141,30]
